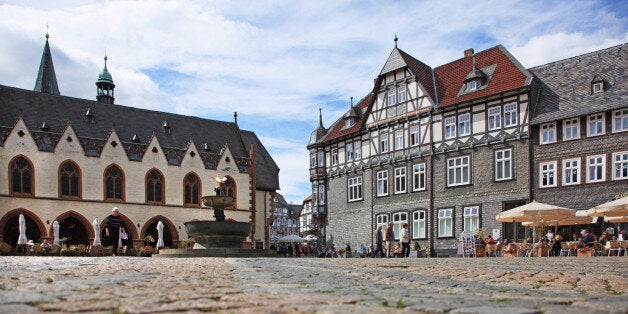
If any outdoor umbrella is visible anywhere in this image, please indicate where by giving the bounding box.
[17,214,28,245]
[52,220,60,246]
[92,218,101,246]
[304,234,318,242]
[605,216,628,223]
[156,221,164,248]
[495,201,576,241]
[277,234,306,243]
[586,196,628,217]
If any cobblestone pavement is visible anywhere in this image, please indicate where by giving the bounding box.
[0,256,626,313]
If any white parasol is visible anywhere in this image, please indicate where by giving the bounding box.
[92,218,101,246]
[496,201,575,242]
[277,234,307,243]
[17,214,28,245]
[52,220,60,246]
[156,221,164,248]
[586,196,628,217]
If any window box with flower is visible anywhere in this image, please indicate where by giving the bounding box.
[577,246,594,257]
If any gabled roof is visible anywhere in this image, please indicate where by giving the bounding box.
[529,43,627,125]
[34,37,60,95]
[434,45,532,107]
[380,47,437,104]
[319,92,374,143]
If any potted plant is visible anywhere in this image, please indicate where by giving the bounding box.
[144,235,155,246]
[577,246,594,257]
[413,241,422,258]
[181,237,195,249]
[345,243,352,258]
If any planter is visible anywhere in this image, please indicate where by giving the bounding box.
[536,247,550,257]
[577,250,593,257]
[503,252,516,258]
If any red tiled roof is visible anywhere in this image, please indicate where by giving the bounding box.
[321,92,374,143]
[434,45,529,107]
[398,49,436,102]
[303,195,312,202]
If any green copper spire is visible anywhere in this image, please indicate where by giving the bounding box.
[34,32,60,95]
[96,55,115,104]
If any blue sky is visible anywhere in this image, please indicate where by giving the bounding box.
[0,0,626,204]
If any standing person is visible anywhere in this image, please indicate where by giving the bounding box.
[105,207,123,256]
[385,222,394,257]
[400,223,410,257]
[373,225,384,258]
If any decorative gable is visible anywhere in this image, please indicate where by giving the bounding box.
[101,128,127,161]
[180,139,205,169]
[4,117,38,152]
[380,48,407,75]
[591,74,605,94]
[142,134,168,166]
[54,123,84,155]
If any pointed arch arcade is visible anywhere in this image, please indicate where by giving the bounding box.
[51,211,94,245]
[0,208,46,244]
[141,215,178,248]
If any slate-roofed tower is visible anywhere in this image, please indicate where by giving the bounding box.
[34,33,60,95]
[96,55,115,104]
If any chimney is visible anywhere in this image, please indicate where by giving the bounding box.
[464,48,474,58]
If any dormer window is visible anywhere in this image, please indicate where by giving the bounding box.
[467,80,478,91]
[591,74,605,94]
[345,118,355,128]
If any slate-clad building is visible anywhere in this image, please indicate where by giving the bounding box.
[0,35,280,250]
[309,40,626,256]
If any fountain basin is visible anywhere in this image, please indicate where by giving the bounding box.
[184,220,251,249]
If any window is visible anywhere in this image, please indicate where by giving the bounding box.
[412,163,426,191]
[412,211,426,238]
[394,167,407,194]
[540,122,556,144]
[613,109,628,133]
[310,152,316,168]
[586,155,606,183]
[444,116,456,139]
[354,142,362,160]
[220,176,237,207]
[376,214,389,235]
[59,161,81,198]
[540,161,557,188]
[376,170,388,196]
[183,173,200,206]
[392,212,408,241]
[346,143,354,162]
[380,133,389,153]
[394,129,404,150]
[587,114,605,137]
[105,165,124,201]
[345,117,355,128]
[467,80,477,91]
[563,158,580,185]
[495,149,512,181]
[146,169,165,203]
[388,89,396,106]
[592,81,603,94]
[504,103,518,127]
[397,86,406,103]
[331,148,338,166]
[488,107,501,130]
[563,118,580,140]
[612,152,628,180]
[458,113,470,136]
[410,125,420,146]
[348,176,362,201]
[10,156,33,196]
[438,209,453,237]
[317,151,324,167]
[318,184,326,204]
[463,206,479,234]
[447,156,470,186]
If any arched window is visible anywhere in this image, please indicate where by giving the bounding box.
[146,169,164,204]
[59,161,81,198]
[10,156,33,196]
[221,176,237,208]
[183,173,201,206]
[104,165,125,201]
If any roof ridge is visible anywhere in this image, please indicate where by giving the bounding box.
[529,42,627,70]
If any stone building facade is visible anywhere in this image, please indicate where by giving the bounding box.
[0,35,280,250]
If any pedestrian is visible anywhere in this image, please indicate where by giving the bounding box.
[385,222,394,257]
[373,225,384,258]
[400,223,410,257]
[105,207,123,256]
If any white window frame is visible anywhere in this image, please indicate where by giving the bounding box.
[380,133,389,153]
[376,170,388,197]
[540,122,556,144]
[445,116,456,139]
[447,156,470,187]
[612,152,628,180]
[504,103,518,127]
[587,113,605,137]
[467,80,477,91]
[392,212,408,241]
[394,129,404,150]
[488,107,501,130]
[331,148,338,166]
[310,152,316,168]
[318,184,325,205]
[388,89,396,106]
[346,143,354,162]
[463,206,479,234]
[495,148,512,181]
[410,125,420,146]
[394,167,407,194]
[562,158,580,185]
[348,176,363,201]
[613,109,628,133]
[397,86,406,103]
[412,163,426,191]
[586,155,606,183]
[540,161,557,188]
[563,118,580,140]
[458,113,470,137]
[438,209,453,237]
[592,82,603,94]
[376,214,389,235]
[317,151,324,167]
[354,141,362,160]
[412,210,426,239]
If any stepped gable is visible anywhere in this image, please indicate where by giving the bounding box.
[320,92,374,143]
[434,45,531,107]
[529,43,627,125]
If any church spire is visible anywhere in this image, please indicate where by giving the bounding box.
[34,31,60,95]
[96,54,115,104]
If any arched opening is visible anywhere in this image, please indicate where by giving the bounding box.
[2,213,43,246]
[221,175,237,209]
[99,220,135,247]
[141,216,177,248]
[59,216,90,245]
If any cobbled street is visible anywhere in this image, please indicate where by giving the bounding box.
[0,256,626,313]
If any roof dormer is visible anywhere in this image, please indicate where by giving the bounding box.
[591,74,605,94]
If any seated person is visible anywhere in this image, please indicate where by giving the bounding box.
[551,234,563,256]
[485,235,495,244]
[393,243,402,257]
[41,239,51,253]
[578,229,594,248]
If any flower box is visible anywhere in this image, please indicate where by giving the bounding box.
[536,247,550,257]
[577,250,593,257]
[503,252,516,258]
